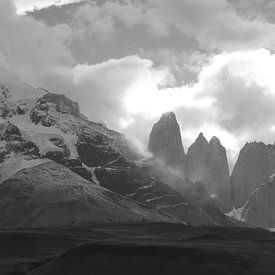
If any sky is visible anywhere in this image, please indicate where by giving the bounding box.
[2,0,275,167]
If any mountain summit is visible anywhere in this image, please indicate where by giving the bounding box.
[148,112,185,168]
[186,133,232,211]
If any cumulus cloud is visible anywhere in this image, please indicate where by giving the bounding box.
[0,0,74,84]
[40,56,177,129]
[13,0,84,14]
[21,0,275,85]
[177,49,275,163]
[197,49,275,132]
[65,0,275,65]
[72,0,169,39]
[35,0,275,88]
[146,0,275,51]
[229,0,275,23]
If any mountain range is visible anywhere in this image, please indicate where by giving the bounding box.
[0,67,274,229]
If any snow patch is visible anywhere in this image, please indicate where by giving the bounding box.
[227,207,245,222]
[9,114,78,158]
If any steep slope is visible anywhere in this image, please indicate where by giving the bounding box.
[208,136,232,211]
[231,175,275,228]
[231,142,275,208]
[94,164,216,226]
[186,133,232,212]
[148,112,185,169]
[0,160,172,228]
[137,158,231,225]
[186,133,210,184]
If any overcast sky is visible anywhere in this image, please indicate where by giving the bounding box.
[2,0,275,166]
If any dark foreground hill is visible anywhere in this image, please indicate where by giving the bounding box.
[0,223,274,275]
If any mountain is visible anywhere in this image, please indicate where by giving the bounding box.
[148,112,185,169]
[136,157,231,225]
[0,71,232,227]
[231,142,275,209]
[230,175,275,228]
[94,165,214,226]
[186,133,232,212]
[0,160,172,228]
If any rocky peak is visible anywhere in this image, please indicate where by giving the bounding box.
[0,77,43,119]
[187,132,208,154]
[231,141,275,209]
[30,93,82,127]
[148,112,185,168]
[196,132,208,143]
[209,136,221,146]
[160,111,177,123]
[187,133,231,212]
[38,93,80,117]
[209,137,226,162]
[188,133,209,154]
[0,84,12,100]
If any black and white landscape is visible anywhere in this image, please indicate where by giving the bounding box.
[1,0,275,274]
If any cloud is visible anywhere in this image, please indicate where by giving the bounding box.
[147,0,275,51]
[36,0,275,87]
[67,0,275,61]
[40,55,177,128]
[0,0,74,84]
[13,0,84,14]
[23,0,275,88]
[72,1,170,39]
[180,49,275,163]
[229,0,275,23]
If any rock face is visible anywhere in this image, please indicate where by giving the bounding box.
[0,85,13,118]
[137,157,231,224]
[95,164,221,226]
[0,85,31,118]
[231,142,275,209]
[30,93,81,127]
[148,112,185,169]
[186,133,231,212]
[239,176,275,228]
[76,125,121,167]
